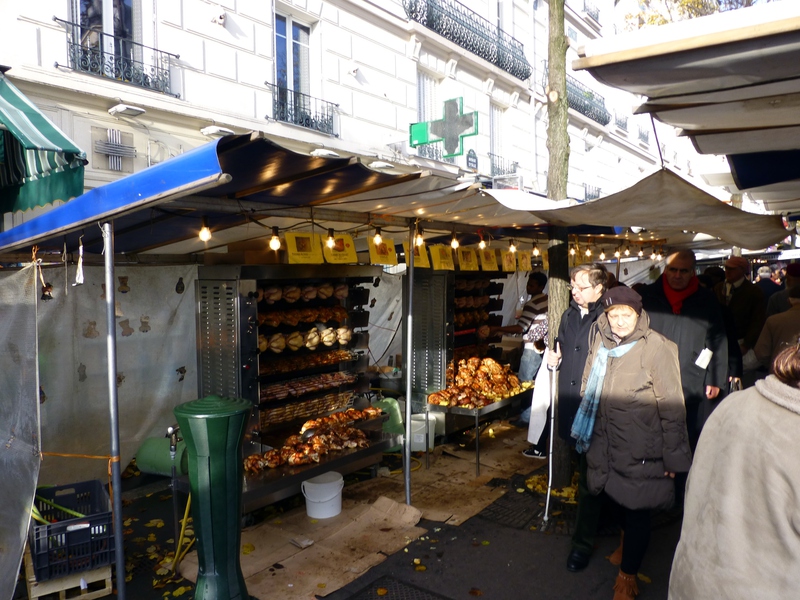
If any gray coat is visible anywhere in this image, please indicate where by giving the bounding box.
[582,310,692,510]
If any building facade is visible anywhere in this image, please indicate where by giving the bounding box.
[2,0,698,227]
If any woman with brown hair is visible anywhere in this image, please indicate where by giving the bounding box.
[669,342,800,599]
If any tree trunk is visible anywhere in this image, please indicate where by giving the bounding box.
[546,0,572,489]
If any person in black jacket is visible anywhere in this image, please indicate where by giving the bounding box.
[547,262,608,572]
[640,250,729,450]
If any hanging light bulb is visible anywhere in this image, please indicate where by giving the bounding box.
[638,247,644,257]
[650,248,657,260]
[326,228,336,249]
[415,226,425,247]
[269,226,281,251]
[478,235,487,250]
[570,244,576,256]
[599,249,606,260]
[373,227,382,246]
[508,239,517,253]
[451,232,459,249]
[585,246,592,258]
[199,217,212,242]
[656,247,663,261]
[624,246,631,257]
[614,247,621,259]
[532,243,540,257]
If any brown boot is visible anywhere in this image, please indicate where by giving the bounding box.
[612,570,639,600]
[608,531,624,566]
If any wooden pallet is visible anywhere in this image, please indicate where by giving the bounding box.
[23,545,112,600]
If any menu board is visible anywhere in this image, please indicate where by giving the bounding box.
[286,232,323,264]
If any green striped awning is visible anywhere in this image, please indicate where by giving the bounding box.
[0,73,86,213]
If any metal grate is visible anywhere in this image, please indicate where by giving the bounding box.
[197,281,239,398]
[409,274,448,410]
[344,576,456,600]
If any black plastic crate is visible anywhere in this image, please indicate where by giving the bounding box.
[29,480,115,581]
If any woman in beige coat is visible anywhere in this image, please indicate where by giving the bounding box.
[574,286,692,600]
[669,343,800,599]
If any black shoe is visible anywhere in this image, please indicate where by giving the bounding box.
[566,549,591,572]
[522,447,546,458]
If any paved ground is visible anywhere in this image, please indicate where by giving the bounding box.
[18,426,683,600]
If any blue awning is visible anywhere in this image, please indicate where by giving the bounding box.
[0,72,87,212]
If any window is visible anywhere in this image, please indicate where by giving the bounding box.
[274,14,311,123]
[489,104,515,176]
[73,0,136,70]
[416,71,453,163]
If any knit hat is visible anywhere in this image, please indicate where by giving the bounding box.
[724,256,749,271]
[602,286,642,315]
[757,266,772,278]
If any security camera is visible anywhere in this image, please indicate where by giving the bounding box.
[211,12,226,25]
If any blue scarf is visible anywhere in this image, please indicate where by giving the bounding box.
[571,339,638,453]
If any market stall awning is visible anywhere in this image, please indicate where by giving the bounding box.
[0,71,86,213]
[572,2,800,214]
[493,169,788,250]
[0,133,421,254]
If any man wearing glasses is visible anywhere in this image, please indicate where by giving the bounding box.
[546,263,608,572]
[640,250,729,451]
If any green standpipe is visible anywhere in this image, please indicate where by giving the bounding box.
[174,395,252,600]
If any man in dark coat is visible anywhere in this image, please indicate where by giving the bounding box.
[547,263,608,572]
[640,250,729,450]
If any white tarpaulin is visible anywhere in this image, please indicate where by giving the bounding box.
[489,169,789,250]
[4,264,201,486]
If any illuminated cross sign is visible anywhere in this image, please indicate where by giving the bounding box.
[409,98,478,158]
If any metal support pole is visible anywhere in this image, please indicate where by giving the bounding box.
[102,222,126,599]
[404,222,415,506]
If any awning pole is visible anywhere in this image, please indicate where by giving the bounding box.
[404,221,415,505]
[102,222,126,600]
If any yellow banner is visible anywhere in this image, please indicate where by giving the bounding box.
[367,237,398,266]
[429,244,455,270]
[286,232,324,264]
[402,242,430,268]
[479,248,499,271]
[517,250,532,272]
[322,232,358,263]
[457,247,479,271]
[501,250,517,272]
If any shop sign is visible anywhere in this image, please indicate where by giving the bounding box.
[402,241,431,268]
[286,232,324,264]
[430,244,455,270]
[457,247,479,271]
[368,236,398,266]
[409,97,478,158]
[322,232,358,264]
[479,248,499,271]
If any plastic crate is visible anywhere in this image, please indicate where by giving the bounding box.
[29,480,115,582]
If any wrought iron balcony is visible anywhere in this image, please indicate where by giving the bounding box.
[488,152,518,177]
[584,0,600,23]
[265,83,338,136]
[584,184,601,202]
[54,17,179,96]
[638,126,650,144]
[402,0,532,81]
[614,114,628,131]
[416,143,455,164]
[566,74,611,126]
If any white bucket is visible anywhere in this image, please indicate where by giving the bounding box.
[410,414,435,451]
[301,471,344,519]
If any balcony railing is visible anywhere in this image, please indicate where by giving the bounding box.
[614,114,628,131]
[402,0,532,81]
[417,143,456,164]
[584,184,601,202]
[584,0,600,23]
[54,17,179,96]
[265,83,338,136]
[566,75,611,126]
[488,153,518,177]
[638,126,650,144]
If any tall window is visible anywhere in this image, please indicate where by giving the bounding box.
[274,14,311,123]
[416,71,452,163]
[74,0,135,65]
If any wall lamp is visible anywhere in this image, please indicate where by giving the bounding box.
[108,103,146,118]
[200,125,235,137]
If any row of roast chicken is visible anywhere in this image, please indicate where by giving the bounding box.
[454,295,491,309]
[258,326,353,353]
[258,349,354,376]
[454,279,492,291]
[256,282,350,304]
[258,305,348,327]
[244,406,382,472]
[428,356,531,408]
[260,370,358,402]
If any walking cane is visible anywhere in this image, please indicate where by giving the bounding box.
[541,361,558,528]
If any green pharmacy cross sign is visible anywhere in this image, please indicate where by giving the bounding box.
[409,97,478,158]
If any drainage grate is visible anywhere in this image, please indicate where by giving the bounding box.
[343,576,456,600]
[478,489,544,529]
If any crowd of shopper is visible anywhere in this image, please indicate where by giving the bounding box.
[518,254,800,600]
